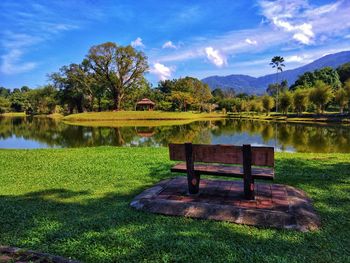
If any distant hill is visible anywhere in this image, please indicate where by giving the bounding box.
[202,50,350,94]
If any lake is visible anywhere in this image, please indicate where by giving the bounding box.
[0,116,350,152]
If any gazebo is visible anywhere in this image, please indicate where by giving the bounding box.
[136,98,155,111]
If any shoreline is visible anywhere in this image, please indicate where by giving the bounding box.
[1,111,350,125]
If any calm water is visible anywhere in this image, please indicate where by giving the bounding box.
[0,116,350,152]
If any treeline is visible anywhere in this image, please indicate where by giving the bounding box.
[0,42,214,114]
[211,63,350,115]
[1,43,350,115]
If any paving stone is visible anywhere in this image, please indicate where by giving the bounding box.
[130,177,320,231]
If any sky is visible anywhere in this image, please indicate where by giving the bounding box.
[1,0,350,89]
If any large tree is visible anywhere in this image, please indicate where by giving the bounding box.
[269,56,285,112]
[86,42,148,110]
[50,63,89,113]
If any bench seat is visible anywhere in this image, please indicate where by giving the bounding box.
[171,163,274,180]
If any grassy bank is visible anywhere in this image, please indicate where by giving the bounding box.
[228,112,350,124]
[0,112,27,117]
[63,111,226,122]
[0,147,349,262]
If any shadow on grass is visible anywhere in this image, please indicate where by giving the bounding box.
[0,158,349,263]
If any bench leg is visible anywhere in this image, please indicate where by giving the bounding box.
[244,177,255,200]
[187,172,200,195]
[243,144,255,200]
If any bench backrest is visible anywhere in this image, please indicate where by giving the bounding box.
[169,143,274,167]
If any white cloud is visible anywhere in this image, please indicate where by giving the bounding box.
[131,37,145,48]
[150,63,172,80]
[205,47,226,67]
[345,34,350,39]
[1,49,37,74]
[292,33,310,45]
[285,55,305,63]
[259,0,319,45]
[271,17,314,45]
[245,38,258,45]
[162,41,177,49]
[150,0,350,72]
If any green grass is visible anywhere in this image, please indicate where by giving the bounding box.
[0,112,27,117]
[63,111,226,122]
[0,147,349,262]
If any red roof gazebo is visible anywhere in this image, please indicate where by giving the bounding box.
[136,98,155,111]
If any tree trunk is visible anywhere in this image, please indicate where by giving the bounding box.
[98,98,102,112]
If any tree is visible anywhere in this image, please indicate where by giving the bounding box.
[290,71,316,90]
[211,88,225,101]
[0,97,10,113]
[334,88,348,114]
[249,98,263,113]
[267,80,288,96]
[223,88,235,98]
[171,91,193,111]
[293,88,309,115]
[87,42,148,110]
[314,67,341,90]
[266,83,279,96]
[270,56,285,112]
[9,90,29,112]
[21,86,30,93]
[337,62,350,83]
[262,95,274,115]
[291,67,341,91]
[279,91,292,115]
[308,80,333,113]
[50,64,88,113]
[27,85,58,114]
[0,87,11,98]
[344,79,350,112]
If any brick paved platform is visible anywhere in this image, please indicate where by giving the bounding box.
[130,177,320,231]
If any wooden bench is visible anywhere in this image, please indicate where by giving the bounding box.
[169,143,275,200]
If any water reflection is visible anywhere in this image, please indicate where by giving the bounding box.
[0,116,350,152]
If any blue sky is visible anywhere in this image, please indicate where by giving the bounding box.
[1,0,350,89]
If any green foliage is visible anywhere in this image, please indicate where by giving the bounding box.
[211,88,225,101]
[334,88,349,113]
[27,85,58,114]
[9,89,30,112]
[279,91,293,115]
[0,147,349,262]
[249,98,263,113]
[0,87,11,98]
[308,81,334,113]
[87,42,148,110]
[262,95,274,115]
[0,97,10,113]
[293,89,309,115]
[344,79,350,113]
[337,62,350,83]
[270,56,285,75]
[291,67,341,90]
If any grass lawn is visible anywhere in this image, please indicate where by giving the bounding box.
[0,147,349,262]
[63,111,226,122]
[0,112,27,117]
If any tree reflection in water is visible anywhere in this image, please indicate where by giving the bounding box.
[0,117,350,152]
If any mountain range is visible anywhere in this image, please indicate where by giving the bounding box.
[201,50,350,94]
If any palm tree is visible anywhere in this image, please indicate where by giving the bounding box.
[270,56,285,112]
